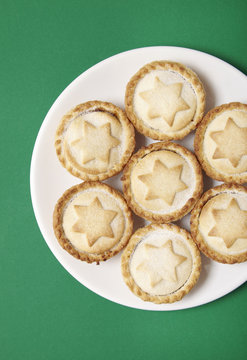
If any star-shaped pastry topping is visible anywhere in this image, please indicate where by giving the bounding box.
[71,121,120,164]
[140,77,190,126]
[208,198,247,248]
[138,159,188,205]
[210,117,247,167]
[72,197,117,247]
[136,241,187,287]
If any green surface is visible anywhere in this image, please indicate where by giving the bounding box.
[1,0,247,359]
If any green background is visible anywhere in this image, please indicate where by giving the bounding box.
[1,0,247,359]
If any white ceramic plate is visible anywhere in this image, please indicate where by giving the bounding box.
[30,46,247,311]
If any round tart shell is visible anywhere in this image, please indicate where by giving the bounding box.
[55,100,135,181]
[122,141,203,223]
[125,60,205,140]
[190,183,247,264]
[194,102,247,184]
[121,223,201,304]
[53,181,133,264]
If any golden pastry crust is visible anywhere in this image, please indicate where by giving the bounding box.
[53,181,133,264]
[194,102,247,184]
[122,142,203,223]
[125,60,205,140]
[55,101,135,181]
[121,223,201,304]
[190,183,247,264]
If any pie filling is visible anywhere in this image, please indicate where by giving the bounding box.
[130,230,192,296]
[198,192,247,255]
[62,189,125,254]
[133,70,197,133]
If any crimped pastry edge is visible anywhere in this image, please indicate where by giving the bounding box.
[125,60,206,140]
[55,100,135,181]
[122,141,203,223]
[190,183,247,264]
[194,102,247,184]
[121,223,201,304]
[53,181,133,264]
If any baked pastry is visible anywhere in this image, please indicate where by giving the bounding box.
[121,223,201,304]
[190,184,247,264]
[122,142,203,223]
[194,102,247,183]
[55,101,135,181]
[125,60,205,140]
[53,181,133,263]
